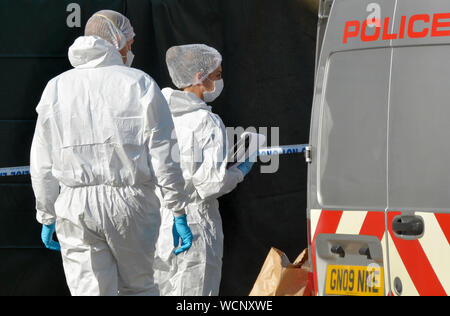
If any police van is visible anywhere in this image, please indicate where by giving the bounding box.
[307,0,450,296]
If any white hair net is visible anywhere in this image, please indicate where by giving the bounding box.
[85,10,135,50]
[166,44,222,89]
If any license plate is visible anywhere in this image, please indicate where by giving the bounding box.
[325,265,384,296]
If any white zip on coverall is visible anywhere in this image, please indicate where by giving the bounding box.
[153,88,244,296]
[30,36,187,296]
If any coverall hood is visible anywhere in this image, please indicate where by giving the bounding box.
[68,35,124,69]
[162,88,212,116]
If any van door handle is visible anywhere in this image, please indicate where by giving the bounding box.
[392,215,424,238]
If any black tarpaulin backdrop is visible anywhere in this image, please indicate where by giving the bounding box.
[0,0,316,296]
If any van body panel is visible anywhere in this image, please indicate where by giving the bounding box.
[311,209,387,296]
[309,0,450,296]
[387,212,450,295]
[388,46,450,210]
[392,0,450,47]
[317,48,389,209]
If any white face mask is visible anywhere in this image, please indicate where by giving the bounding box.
[124,50,134,67]
[203,79,224,103]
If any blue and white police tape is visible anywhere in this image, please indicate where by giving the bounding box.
[0,144,310,177]
[0,166,30,177]
[258,144,308,156]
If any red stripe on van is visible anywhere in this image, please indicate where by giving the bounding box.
[434,213,450,245]
[313,210,343,240]
[359,211,385,241]
[388,212,446,296]
[312,210,343,295]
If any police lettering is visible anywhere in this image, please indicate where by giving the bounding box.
[343,13,450,43]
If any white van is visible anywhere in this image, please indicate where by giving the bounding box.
[308,0,450,296]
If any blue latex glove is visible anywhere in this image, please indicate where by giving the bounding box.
[237,161,255,177]
[172,214,193,255]
[41,223,61,251]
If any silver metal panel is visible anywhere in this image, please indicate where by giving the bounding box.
[308,0,450,297]
[308,0,395,210]
[388,45,450,212]
[315,234,384,296]
[320,0,396,54]
[392,0,450,47]
[317,49,390,209]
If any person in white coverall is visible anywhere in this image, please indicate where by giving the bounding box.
[30,10,192,296]
[153,44,255,296]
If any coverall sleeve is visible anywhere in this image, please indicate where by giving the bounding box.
[30,95,60,226]
[191,117,244,200]
[143,79,189,216]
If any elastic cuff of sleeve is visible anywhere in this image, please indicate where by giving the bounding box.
[172,209,186,217]
[36,212,56,226]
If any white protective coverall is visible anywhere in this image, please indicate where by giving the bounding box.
[153,88,244,296]
[30,35,187,296]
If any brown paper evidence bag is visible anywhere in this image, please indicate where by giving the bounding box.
[249,247,313,296]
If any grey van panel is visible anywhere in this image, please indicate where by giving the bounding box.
[318,49,389,209]
[309,0,396,210]
[388,46,450,212]
[393,0,450,47]
[315,234,384,296]
[309,0,450,296]
[310,0,450,211]
[320,0,396,52]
